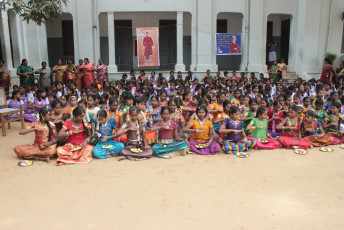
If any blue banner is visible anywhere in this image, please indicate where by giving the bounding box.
[216,33,242,55]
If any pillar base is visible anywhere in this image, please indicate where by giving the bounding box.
[175,63,185,72]
[192,64,218,72]
[239,64,248,71]
[108,64,118,73]
[247,64,267,73]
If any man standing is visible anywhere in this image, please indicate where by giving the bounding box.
[143,32,154,61]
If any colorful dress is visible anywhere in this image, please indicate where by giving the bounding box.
[119,121,153,160]
[222,119,256,154]
[152,121,189,158]
[301,120,333,147]
[96,64,109,86]
[188,119,220,155]
[33,97,49,113]
[65,64,76,84]
[247,118,280,149]
[314,110,327,123]
[14,122,57,159]
[242,110,254,135]
[56,120,94,165]
[278,117,311,149]
[93,119,125,159]
[324,115,344,144]
[267,110,284,137]
[106,109,123,129]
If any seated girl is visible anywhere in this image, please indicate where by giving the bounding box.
[323,101,344,144]
[151,107,189,158]
[117,106,153,160]
[50,100,70,146]
[56,107,94,165]
[65,95,78,116]
[247,107,280,149]
[276,105,311,149]
[242,98,258,135]
[14,108,57,162]
[301,110,333,147]
[219,106,256,158]
[92,110,125,159]
[267,101,284,137]
[183,105,221,155]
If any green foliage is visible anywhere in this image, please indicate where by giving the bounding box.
[0,0,68,25]
[325,52,337,65]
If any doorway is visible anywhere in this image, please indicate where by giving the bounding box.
[115,20,133,71]
[159,20,176,70]
[266,14,292,66]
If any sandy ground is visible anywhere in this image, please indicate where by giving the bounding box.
[0,122,344,230]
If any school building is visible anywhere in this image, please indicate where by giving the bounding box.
[1,0,344,82]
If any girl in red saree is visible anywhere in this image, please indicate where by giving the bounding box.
[79,58,95,87]
[320,58,336,87]
[14,108,57,162]
[276,105,311,149]
[56,107,94,166]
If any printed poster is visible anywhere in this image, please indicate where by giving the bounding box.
[136,27,160,67]
[216,33,242,55]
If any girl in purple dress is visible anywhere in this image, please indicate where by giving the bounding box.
[7,90,37,122]
[219,106,256,158]
[34,88,49,113]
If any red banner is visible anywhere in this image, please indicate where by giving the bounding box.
[136,27,160,67]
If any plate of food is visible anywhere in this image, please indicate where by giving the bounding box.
[71,146,82,152]
[130,148,143,153]
[340,144,344,149]
[320,147,333,152]
[102,145,114,149]
[294,149,307,155]
[259,138,269,143]
[195,144,207,149]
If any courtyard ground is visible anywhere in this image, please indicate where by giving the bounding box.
[0,122,343,230]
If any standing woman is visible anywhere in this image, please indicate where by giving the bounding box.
[75,59,84,91]
[17,59,34,86]
[35,61,52,88]
[79,58,95,87]
[335,60,344,80]
[52,59,67,83]
[320,58,336,87]
[56,107,94,165]
[277,58,287,80]
[65,58,76,84]
[268,41,277,68]
[0,59,11,95]
[14,108,57,162]
[95,58,108,86]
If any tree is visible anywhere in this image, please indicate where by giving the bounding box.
[0,0,68,25]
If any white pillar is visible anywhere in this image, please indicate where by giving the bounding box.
[190,0,197,71]
[107,12,118,72]
[175,11,185,72]
[15,15,24,62]
[1,10,13,69]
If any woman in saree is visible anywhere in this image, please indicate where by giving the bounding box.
[79,58,95,87]
[92,110,125,159]
[75,59,84,91]
[52,59,67,83]
[276,105,311,149]
[50,100,70,146]
[0,59,11,95]
[14,108,57,162]
[335,60,344,80]
[320,58,336,87]
[17,59,34,86]
[117,106,153,161]
[95,58,108,86]
[277,58,287,80]
[65,58,76,84]
[151,107,189,159]
[56,107,94,166]
[35,61,52,88]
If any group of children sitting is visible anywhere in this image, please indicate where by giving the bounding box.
[9,69,344,165]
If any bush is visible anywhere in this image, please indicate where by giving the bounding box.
[325,52,337,65]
